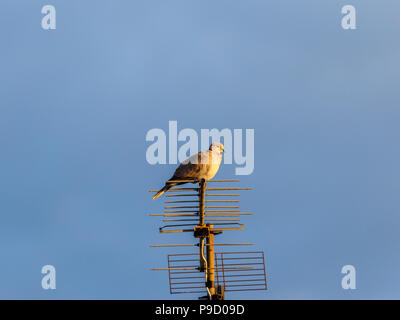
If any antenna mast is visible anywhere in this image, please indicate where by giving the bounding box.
[150,179,267,300]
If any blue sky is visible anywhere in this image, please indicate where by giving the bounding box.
[0,1,399,299]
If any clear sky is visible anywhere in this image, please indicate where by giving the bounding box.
[1,0,399,299]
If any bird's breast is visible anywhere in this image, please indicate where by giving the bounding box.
[202,152,222,180]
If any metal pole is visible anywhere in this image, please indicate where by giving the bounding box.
[198,179,206,271]
[199,179,206,225]
[206,224,216,298]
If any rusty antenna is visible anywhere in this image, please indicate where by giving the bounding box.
[149,179,267,300]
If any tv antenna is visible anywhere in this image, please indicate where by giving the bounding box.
[150,179,267,300]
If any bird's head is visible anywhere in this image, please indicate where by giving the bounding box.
[209,142,224,153]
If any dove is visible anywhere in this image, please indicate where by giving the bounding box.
[152,142,224,200]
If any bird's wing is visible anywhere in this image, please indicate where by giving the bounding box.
[170,151,209,181]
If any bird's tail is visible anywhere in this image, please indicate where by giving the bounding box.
[152,182,177,200]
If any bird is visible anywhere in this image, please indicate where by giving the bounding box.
[152,142,224,200]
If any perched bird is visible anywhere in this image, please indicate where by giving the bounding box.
[152,142,224,200]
